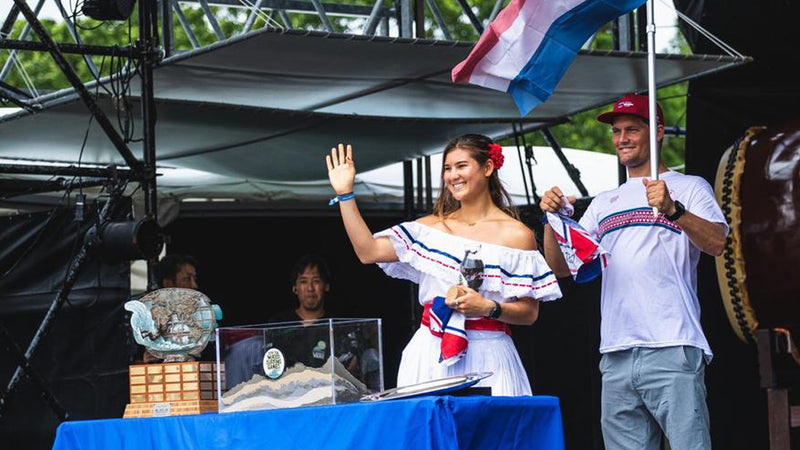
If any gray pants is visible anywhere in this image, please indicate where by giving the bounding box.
[600,346,711,450]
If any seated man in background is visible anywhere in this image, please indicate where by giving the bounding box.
[155,254,199,290]
[225,255,333,386]
[225,255,381,388]
[269,254,331,323]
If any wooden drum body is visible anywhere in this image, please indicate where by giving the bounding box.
[715,120,800,343]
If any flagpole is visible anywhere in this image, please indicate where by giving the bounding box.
[645,0,659,218]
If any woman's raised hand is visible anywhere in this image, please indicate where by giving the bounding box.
[326,143,356,195]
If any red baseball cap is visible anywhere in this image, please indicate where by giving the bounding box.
[597,93,664,126]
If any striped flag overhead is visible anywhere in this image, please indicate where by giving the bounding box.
[452,0,646,115]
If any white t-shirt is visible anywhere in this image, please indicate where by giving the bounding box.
[578,171,728,361]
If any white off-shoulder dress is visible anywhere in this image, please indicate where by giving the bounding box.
[374,221,562,396]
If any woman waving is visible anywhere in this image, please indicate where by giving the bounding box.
[326,134,561,395]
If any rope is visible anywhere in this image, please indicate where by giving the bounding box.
[656,0,744,59]
[238,0,285,30]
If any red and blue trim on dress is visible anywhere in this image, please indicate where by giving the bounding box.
[390,224,559,292]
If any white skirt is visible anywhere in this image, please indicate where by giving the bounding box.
[396,327,532,396]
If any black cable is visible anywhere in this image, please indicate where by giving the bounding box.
[61,176,127,311]
[62,207,86,310]
[72,54,106,194]
[71,0,107,31]
[80,36,114,98]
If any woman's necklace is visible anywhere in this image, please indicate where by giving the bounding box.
[459,214,489,227]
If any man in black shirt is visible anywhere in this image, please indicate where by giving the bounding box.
[267,255,333,368]
[268,255,331,324]
[224,255,334,386]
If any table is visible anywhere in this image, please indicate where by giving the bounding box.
[52,395,565,450]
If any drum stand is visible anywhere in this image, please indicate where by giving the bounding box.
[757,328,800,450]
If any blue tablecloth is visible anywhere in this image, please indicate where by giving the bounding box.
[52,395,565,450]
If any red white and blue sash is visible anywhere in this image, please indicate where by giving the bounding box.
[422,298,510,366]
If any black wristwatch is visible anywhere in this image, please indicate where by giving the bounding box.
[665,200,686,222]
[486,300,502,319]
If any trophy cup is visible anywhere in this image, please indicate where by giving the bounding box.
[446,248,484,302]
[123,288,223,418]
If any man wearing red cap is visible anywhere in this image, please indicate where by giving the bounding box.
[540,93,728,450]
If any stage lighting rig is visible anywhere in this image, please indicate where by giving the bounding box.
[89,217,164,261]
[82,0,137,21]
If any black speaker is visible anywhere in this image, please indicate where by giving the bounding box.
[82,0,137,21]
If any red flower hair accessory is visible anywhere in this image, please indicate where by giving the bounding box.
[488,143,504,170]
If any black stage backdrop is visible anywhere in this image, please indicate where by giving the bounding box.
[0,207,133,450]
[676,0,800,448]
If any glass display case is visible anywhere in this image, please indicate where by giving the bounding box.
[215,318,382,413]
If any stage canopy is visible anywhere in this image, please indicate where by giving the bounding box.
[0,27,746,204]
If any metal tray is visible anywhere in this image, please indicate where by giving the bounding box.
[360,372,493,402]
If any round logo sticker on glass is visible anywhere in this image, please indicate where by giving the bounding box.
[262,348,285,379]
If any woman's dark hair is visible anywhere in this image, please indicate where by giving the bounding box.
[433,134,518,220]
[289,254,331,289]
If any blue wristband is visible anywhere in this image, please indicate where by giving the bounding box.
[329,192,355,206]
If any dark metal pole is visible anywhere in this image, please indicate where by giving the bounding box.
[402,159,418,335]
[424,155,433,212]
[0,163,136,179]
[414,0,425,38]
[424,0,451,41]
[0,86,36,110]
[636,5,647,52]
[454,0,484,35]
[139,0,159,220]
[10,0,143,175]
[0,323,68,421]
[611,15,619,50]
[0,39,136,56]
[540,127,589,197]
[140,0,160,291]
[162,0,174,58]
[415,158,423,212]
[0,80,31,99]
[1,5,21,38]
[512,123,532,205]
[518,129,540,204]
[0,179,109,200]
[403,160,414,220]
